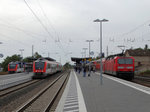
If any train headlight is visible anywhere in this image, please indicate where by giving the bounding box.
[118,66,124,69]
[126,66,133,69]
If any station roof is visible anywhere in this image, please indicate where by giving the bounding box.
[71,57,92,64]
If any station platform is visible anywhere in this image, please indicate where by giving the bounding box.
[0,72,33,90]
[56,70,150,112]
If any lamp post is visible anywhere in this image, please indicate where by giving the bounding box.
[86,40,94,76]
[81,52,84,58]
[83,48,88,58]
[0,42,3,58]
[94,19,108,85]
[55,52,61,63]
[19,49,24,59]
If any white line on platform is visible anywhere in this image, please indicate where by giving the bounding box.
[74,71,87,112]
[66,97,78,100]
[64,102,78,106]
[65,99,78,103]
[95,72,150,95]
[64,105,78,109]
[64,109,79,112]
[55,71,72,112]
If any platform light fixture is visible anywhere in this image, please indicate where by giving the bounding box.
[83,48,88,58]
[94,19,109,85]
[86,40,94,76]
[19,49,24,58]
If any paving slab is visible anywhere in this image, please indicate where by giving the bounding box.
[76,71,150,112]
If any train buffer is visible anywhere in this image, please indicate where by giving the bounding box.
[56,70,150,112]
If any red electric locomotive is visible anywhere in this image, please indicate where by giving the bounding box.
[104,56,134,80]
[92,55,135,80]
[33,58,62,78]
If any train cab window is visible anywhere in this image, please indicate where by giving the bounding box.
[118,58,133,64]
[9,64,16,69]
[35,62,45,70]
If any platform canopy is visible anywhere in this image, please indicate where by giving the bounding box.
[71,57,92,65]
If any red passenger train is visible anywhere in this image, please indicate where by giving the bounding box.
[33,58,62,78]
[92,56,134,80]
[8,61,25,74]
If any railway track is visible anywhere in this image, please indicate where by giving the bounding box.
[133,75,150,87]
[134,76,150,82]
[0,80,40,98]
[14,71,69,112]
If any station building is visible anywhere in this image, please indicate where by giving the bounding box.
[125,49,150,73]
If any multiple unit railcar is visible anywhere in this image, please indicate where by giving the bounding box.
[33,58,62,78]
[92,56,135,80]
[8,61,25,74]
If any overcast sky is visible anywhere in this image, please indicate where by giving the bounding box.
[0,0,150,64]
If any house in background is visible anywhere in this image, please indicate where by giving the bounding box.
[125,48,150,73]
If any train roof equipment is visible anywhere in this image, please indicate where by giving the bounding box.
[106,53,124,60]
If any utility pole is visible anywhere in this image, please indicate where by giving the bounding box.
[32,45,34,58]
[106,46,108,57]
[19,49,24,58]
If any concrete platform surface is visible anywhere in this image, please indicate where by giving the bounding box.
[56,70,150,112]
[0,72,33,90]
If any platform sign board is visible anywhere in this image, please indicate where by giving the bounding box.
[88,58,92,61]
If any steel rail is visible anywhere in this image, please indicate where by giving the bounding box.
[0,80,40,97]
[44,71,70,112]
[15,71,68,112]
[134,76,150,82]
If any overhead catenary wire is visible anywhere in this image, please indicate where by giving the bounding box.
[36,0,67,55]
[0,32,46,56]
[23,0,54,40]
[0,22,43,41]
[119,19,150,37]
[24,0,67,55]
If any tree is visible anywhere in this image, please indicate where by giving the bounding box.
[63,62,72,69]
[23,56,32,62]
[34,52,42,58]
[1,54,22,71]
[23,52,42,62]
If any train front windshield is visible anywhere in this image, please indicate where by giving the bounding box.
[9,64,16,69]
[35,62,45,70]
[118,58,133,64]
